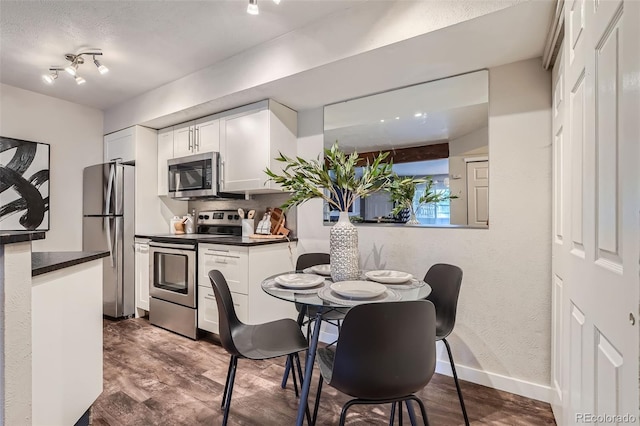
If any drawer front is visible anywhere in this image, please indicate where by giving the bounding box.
[197,286,248,334]
[198,245,248,294]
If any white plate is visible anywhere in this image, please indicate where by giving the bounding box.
[275,274,325,289]
[330,281,387,299]
[365,270,413,284]
[309,264,331,276]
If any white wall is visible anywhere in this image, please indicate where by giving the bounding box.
[0,84,104,251]
[296,58,552,399]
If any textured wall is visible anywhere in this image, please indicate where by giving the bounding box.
[296,58,552,386]
[0,84,104,251]
[1,242,33,425]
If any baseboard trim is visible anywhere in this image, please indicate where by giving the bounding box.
[318,327,550,403]
[435,359,551,403]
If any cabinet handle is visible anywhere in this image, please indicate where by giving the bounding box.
[220,160,224,188]
[206,248,229,253]
[194,128,200,151]
[189,128,193,151]
[204,253,240,260]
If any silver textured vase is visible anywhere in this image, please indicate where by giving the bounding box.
[330,212,360,282]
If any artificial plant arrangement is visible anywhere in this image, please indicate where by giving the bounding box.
[265,141,394,281]
[389,175,458,225]
[264,141,395,211]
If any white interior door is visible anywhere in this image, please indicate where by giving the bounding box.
[554,0,639,424]
[466,160,488,227]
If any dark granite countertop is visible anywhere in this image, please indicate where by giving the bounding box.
[32,251,110,277]
[0,231,46,245]
[135,233,297,246]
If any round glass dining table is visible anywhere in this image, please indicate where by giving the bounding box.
[260,271,432,426]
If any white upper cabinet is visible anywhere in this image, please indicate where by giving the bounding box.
[173,121,195,158]
[173,116,220,158]
[220,100,297,193]
[157,127,174,196]
[195,116,220,153]
[104,127,135,163]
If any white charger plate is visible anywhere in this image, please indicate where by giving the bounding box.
[365,270,413,284]
[330,281,387,299]
[310,264,331,276]
[275,273,325,289]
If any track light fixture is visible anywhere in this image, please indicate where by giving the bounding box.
[247,0,259,15]
[42,49,108,85]
[246,0,280,15]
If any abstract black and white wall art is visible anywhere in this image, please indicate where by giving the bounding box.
[0,136,50,231]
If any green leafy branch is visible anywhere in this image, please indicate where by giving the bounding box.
[389,175,458,216]
[265,141,395,211]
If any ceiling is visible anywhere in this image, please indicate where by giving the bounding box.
[0,0,358,110]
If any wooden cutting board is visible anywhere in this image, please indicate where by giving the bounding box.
[269,208,290,236]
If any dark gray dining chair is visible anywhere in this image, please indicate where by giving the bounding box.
[208,270,311,426]
[424,263,469,425]
[311,300,437,425]
[281,253,347,390]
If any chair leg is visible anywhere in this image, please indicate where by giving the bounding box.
[312,374,324,426]
[443,338,469,426]
[339,399,358,426]
[282,306,308,389]
[290,354,299,397]
[405,400,417,426]
[293,353,312,425]
[389,402,396,426]
[221,356,234,409]
[408,395,429,426]
[222,356,238,426]
[398,402,403,424]
[281,355,292,389]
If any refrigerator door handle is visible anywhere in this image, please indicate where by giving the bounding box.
[105,163,115,215]
[105,217,115,267]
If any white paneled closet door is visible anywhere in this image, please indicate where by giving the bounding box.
[553,0,640,424]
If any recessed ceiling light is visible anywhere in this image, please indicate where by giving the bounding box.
[395,117,400,120]
[380,119,385,123]
[273,0,281,4]
[414,112,422,117]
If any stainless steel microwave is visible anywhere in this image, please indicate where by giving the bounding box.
[168,152,219,199]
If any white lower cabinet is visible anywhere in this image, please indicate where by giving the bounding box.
[197,242,297,334]
[134,238,150,315]
[197,285,248,334]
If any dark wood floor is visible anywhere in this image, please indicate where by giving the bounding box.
[91,318,555,425]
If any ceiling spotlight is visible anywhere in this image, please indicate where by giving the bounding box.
[65,62,78,76]
[273,0,281,4]
[94,57,109,74]
[414,112,422,117]
[42,69,59,84]
[41,50,108,86]
[247,0,259,14]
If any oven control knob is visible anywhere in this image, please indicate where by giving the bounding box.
[198,215,204,220]
[234,215,240,220]
[204,215,210,219]
[227,215,233,220]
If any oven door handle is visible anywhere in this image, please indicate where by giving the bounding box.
[150,242,196,251]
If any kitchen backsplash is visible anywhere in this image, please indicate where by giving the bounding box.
[188,193,297,236]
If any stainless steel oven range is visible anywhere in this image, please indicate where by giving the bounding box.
[148,210,242,339]
[149,241,197,339]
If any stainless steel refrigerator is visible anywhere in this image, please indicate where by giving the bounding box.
[82,162,135,318]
